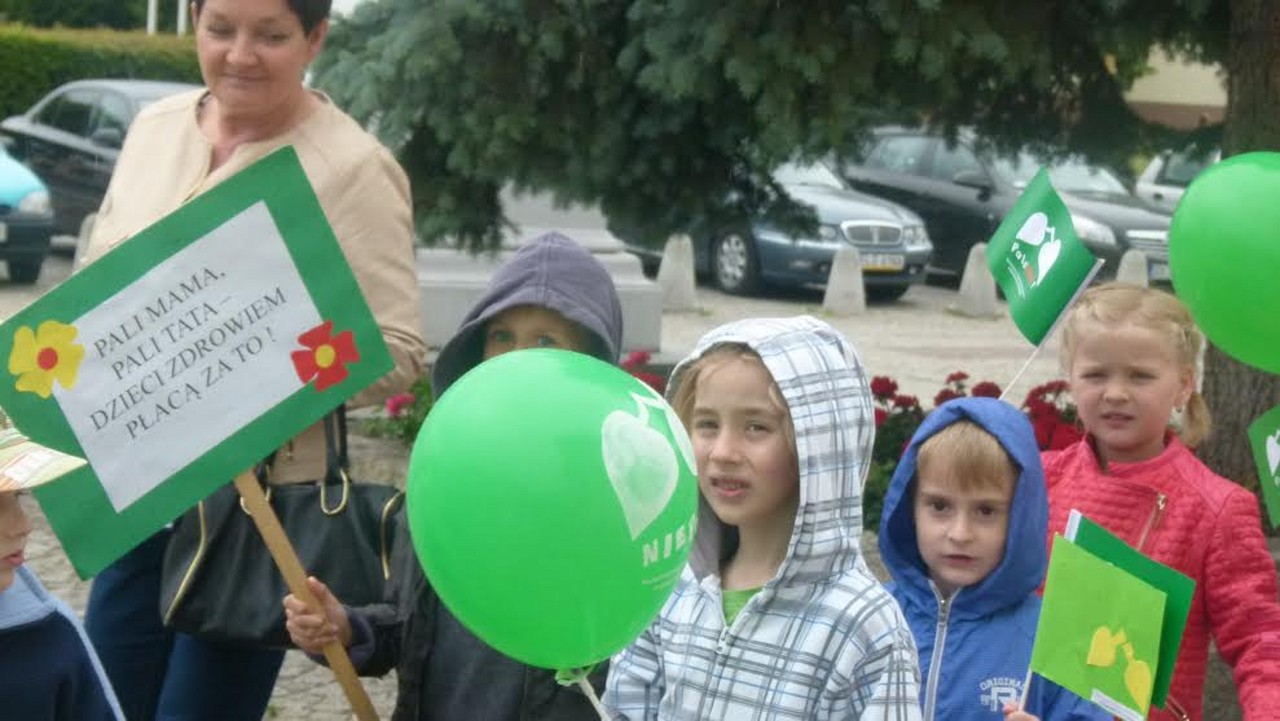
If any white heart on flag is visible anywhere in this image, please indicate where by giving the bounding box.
[1016,212,1050,246]
[1032,238,1062,286]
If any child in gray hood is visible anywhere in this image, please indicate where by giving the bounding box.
[285,232,623,721]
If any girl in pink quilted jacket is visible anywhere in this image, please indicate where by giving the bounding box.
[1044,282,1280,721]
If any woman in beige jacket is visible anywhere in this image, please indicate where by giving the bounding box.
[80,1,425,718]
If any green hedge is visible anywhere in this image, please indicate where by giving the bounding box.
[0,24,200,119]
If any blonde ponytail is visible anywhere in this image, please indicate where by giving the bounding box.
[1178,389,1212,448]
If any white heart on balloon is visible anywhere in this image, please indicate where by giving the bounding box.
[601,409,680,539]
[1017,212,1050,246]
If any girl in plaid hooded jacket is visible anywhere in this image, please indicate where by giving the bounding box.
[605,316,922,720]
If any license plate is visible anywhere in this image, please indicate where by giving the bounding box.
[861,253,905,271]
[1149,262,1170,281]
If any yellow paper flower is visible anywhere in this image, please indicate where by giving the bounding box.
[9,321,85,398]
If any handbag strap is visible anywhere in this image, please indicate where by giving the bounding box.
[255,406,348,486]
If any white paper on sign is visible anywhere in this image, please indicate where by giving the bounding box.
[55,202,322,511]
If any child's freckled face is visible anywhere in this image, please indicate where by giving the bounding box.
[0,493,33,593]
[482,306,587,360]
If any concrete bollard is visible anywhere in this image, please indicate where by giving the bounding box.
[953,242,998,318]
[1116,248,1150,287]
[657,234,699,311]
[823,245,866,316]
[72,212,97,270]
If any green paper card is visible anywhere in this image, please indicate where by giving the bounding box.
[1247,404,1280,527]
[1031,535,1167,721]
[1066,510,1195,708]
[0,146,393,578]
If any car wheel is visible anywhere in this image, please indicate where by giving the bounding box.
[713,233,759,295]
[8,259,42,284]
[867,285,909,302]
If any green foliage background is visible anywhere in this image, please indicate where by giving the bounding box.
[0,24,200,119]
[311,0,1227,251]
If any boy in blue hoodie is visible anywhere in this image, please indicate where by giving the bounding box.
[283,231,623,721]
[878,397,1108,721]
[1,455,124,720]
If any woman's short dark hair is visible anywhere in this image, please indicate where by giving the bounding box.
[194,0,332,34]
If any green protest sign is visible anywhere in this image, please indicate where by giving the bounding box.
[1031,535,1167,721]
[0,146,392,578]
[1247,404,1280,527]
[1066,510,1195,708]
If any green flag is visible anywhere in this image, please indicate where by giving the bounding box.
[1066,510,1195,708]
[986,169,1098,344]
[0,147,393,578]
[1031,535,1167,721]
[1247,404,1280,527]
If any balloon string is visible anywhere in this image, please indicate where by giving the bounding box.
[577,676,609,720]
[556,666,609,720]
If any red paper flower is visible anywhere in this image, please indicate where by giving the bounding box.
[945,371,969,384]
[291,321,360,391]
[874,407,887,427]
[970,381,1003,398]
[870,376,899,401]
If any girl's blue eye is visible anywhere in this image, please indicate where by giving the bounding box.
[536,335,559,348]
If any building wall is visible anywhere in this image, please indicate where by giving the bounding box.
[1126,48,1226,130]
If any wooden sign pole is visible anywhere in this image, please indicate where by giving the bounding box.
[233,470,378,721]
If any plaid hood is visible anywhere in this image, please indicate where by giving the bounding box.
[667,315,876,588]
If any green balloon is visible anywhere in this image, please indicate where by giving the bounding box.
[1170,152,1280,374]
[406,349,698,669]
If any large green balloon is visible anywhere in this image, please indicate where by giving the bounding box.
[1169,152,1280,374]
[406,349,698,669]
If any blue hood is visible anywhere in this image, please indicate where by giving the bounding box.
[878,397,1047,618]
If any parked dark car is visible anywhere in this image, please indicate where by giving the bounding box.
[624,161,934,300]
[839,127,1173,283]
[1,79,199,235]
[0,145,54,283]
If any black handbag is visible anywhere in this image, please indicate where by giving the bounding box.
[159,407,405,649]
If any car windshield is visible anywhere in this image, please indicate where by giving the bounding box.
[1160,147,1215,187]
[992,153,1129,195]
[773,162,847,190]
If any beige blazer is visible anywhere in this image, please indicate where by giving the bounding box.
[84,89,426,483]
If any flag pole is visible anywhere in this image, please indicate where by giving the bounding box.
[999,258,1105,402]
[233,470,379,721]
[1018,667,1034,709]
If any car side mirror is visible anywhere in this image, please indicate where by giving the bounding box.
[90,127,123,149]
[953,169,993,191]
